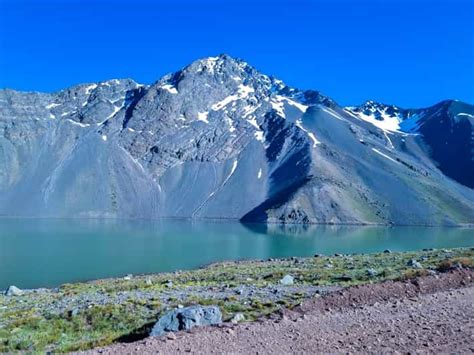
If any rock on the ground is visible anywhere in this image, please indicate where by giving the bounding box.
[5,285,23,296]
[366,268,378,277]
[280,275,294,285]
[150,305,222,336]
[407,259,423,269]
[68,308,80,317]
[231,313,246,323]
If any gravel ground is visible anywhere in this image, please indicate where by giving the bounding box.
[87,269,474,354]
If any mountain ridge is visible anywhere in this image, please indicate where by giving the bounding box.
[0,54,473,224]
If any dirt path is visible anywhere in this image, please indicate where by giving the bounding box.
[89,270,474,354]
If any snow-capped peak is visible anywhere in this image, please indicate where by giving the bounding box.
[345,101,407,133]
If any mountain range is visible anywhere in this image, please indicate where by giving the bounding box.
[0,54,473,225]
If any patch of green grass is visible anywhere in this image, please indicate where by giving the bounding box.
[0,303,155,352]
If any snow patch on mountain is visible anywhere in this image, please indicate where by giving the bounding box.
[46,103,61,109]
[66,119,90,128]
[197,111,209,123]
[254,131,264,142]
[372,148,399,164]
[160,84,178,94]
[346,106,402,132]
[84,84,98,94]
[211,84,254,111]
[296,119,320,147]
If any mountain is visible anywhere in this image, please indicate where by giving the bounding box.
[0,54,473,225]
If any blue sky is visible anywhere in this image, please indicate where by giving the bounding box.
[0,0,472,107]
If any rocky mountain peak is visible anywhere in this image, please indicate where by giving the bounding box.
[0,56,472,224]
[349,100,405,120]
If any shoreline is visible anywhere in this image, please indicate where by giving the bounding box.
[0,215,473,228]
[1,247,473,352]
[3,244,474,292]
[3,247,473,294]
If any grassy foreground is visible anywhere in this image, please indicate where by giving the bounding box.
[1,248,473,352]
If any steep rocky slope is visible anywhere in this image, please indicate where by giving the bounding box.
[0,54,473,224]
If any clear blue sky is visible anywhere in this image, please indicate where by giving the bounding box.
[0,0,473,107]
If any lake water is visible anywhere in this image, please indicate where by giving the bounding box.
[0,218,473,289]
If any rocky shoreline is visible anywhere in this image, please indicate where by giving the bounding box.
[1,247,473,352]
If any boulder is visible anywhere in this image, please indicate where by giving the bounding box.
[279,275,294,285]
[150,305,222,336]
[5,285,23,296]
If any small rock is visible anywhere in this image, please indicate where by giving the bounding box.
[279,275,294,285]
[407,259,423,269]
[178,304,184,309]
[145,278,153,286]
[5,285,23,296]
[231,313,245,323]
[235,288,244,295]
[165,281,173,288]
[334,253,342,257]
[166,332,177,340]
[68,308,80,317]
[366,268,378,277]
[123,274,133,281]
[314,254,323,258]
[324,263,334,269]
[383,249,392,254]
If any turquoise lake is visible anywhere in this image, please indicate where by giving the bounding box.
[0,218,473,289]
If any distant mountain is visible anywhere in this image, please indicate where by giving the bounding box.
[0,54,473,225]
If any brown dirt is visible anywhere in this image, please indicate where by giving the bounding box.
[87,269,474,354]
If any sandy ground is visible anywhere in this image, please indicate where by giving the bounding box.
[88,270,473,354]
